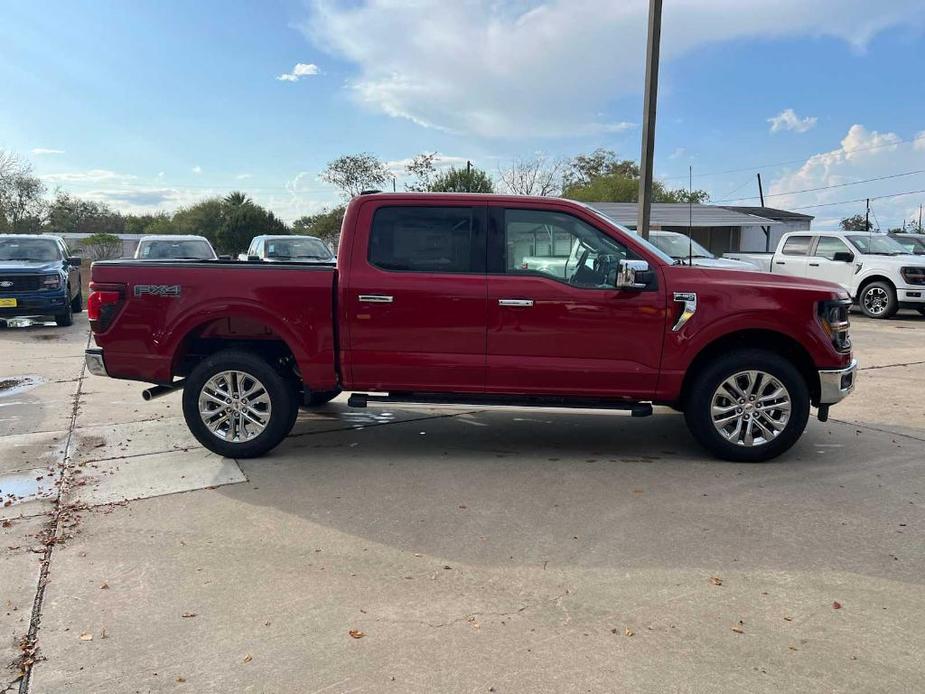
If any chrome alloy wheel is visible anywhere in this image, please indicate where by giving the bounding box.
[710,370,791,447]
[862,286,889,316]
[198,370,272,442]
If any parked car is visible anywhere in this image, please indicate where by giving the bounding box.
[643,231,758,269]
[726,231,925,318]
[240,235,334,263]
[0,234,83,326]
[135,235,218,260]
[84,193,856,462]
[888,232,925,256]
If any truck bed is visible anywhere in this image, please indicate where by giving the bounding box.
[90,260,338,388]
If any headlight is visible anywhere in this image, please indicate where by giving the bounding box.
[900,267,925,285]
[41,274,62,289]
[817,299,851,353]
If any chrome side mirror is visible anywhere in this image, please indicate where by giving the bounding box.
[615,259,651,290]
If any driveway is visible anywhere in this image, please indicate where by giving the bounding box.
[1,313,923,693]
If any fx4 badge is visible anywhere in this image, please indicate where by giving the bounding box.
[134,284,181,298]
[672,292,697,332]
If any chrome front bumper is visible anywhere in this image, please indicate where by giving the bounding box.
[818,359,857,405]
[85,349,108,377]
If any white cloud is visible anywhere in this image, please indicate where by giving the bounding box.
[192,165,202,174]
[304,0,925,138]
[768,108,818,134]
[276,62,321,82]
[670,147,688,160]
[31,148,65,156]
[41,169,135,184]
[768,125,925,228]
[236,173,253,180]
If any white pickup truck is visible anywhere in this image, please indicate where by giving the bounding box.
[726,231,925,318]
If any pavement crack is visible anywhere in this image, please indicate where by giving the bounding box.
[829,417,925,443]
[859,359,925,371]
[10,357,88,692]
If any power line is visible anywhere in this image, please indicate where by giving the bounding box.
[662,132,925,181]
[789,188,925,211]
[713,169,925,203]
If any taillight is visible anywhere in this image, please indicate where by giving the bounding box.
[87,283,125,332]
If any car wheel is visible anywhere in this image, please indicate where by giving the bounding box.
[182,349,297,458]
[304,389,341,407]
[684,348,810,462]
[55,288,74,327]
[858,281,897,319]
[71,287,83,313]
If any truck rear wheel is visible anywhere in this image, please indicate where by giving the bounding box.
[858,281,897,319]
[684,349,810,462]
[182,349,297,458]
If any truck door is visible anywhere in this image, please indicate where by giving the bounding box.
[341,203,487,392]
[484,205,665,399]
[772,234,813,277]
[807,235,856,289]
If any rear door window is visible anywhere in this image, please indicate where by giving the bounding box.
[369,206,484,273]
[781,235,812,256]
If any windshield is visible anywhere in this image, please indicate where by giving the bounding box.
[139,239,215,260]
[892,235,925,255]
[0,238,62,261]
[582,207,676,265]
[650,233,714,259]
[265,237,333,260]
[846,234,909,256]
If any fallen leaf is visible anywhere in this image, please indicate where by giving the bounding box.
[624,628,634,637]
[243,655,252,663]
[783,616,793,622]
[181,612,198,618]
[709,576,723,586]
[100,582,109,590]
[79,632,93,641]
[731,627,744,634]
[788,646,798,651]
[348,630,366,639]
[832,601,842,610]
[100,628,108,639]
[177,677,186,682]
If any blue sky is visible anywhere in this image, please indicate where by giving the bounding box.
[2,0,925,227]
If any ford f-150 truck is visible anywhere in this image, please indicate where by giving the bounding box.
[726,230,925,318]
[0,234,84,326]
[84,193,857,462]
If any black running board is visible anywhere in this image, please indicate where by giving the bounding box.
[347,392,653,417]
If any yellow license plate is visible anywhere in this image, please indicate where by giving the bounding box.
[0,298,17,308]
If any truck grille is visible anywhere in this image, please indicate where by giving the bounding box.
[0,275,41,292]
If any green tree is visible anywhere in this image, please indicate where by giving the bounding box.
[840,214,872,231]
[322,153,393,198]
[46,192,125,234]
[428,166,494,193]
[404,152,438,192]
[172,198,225,244]
[293,206,346,247]
[123,212,172,235]
[80,232,123,260]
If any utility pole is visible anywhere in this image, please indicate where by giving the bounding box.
[636,0,663,241]
[919,203,923,233]
[866,198,870,231]
[757,172,771,251]
[466,160,472,193]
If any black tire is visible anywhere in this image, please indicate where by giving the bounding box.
[55,289,74,327]
[304,389,341,407]
[71,287,83,313]
[858,281,897,319]
[182,349,297,458]
[683,348,810,462]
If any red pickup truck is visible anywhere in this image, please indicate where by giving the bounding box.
[84,193,856,462]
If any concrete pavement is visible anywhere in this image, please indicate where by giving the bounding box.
[1,313,923,693]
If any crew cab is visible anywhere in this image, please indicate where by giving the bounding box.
[0,234,83,326]
[84,194,857,462]
[726,230,925,318]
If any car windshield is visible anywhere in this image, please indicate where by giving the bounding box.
[265,237,332,260]
[0,238,62,261]
[650,233,714,259]
[582,208,676,265]
[893,235,925,254]
[140,239,215,260]
[846,234,908,255]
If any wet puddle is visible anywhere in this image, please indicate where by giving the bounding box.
[0,375,46,398]
[0,468,57,509]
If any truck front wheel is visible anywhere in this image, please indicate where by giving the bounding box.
[684,349,810,462]
[858,281,897,319]
[182,349,298,458]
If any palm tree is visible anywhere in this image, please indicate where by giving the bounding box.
[223,191,251,208]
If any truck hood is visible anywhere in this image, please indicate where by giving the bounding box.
[676,257,757,269]
[676,265,848,297]
[0,260,63,274]
[859,253,925,266]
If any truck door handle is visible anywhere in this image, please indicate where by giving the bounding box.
[775,261,786,265]
[809,262,820,267]
[358,294,393,304]
[498,299,534,307]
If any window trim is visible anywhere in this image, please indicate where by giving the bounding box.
[366,204,487,275]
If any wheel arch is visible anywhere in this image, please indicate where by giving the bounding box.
[856,273,896,299]
[679,329,820,408]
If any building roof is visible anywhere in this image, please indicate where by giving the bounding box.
[587,202,781,228]
[720,206,814,222]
